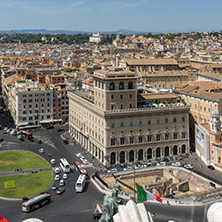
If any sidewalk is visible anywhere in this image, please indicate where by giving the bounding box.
[0,167,52,176]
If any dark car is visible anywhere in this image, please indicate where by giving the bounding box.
[57,129,64,132]
[37,139,42,144]
[208,165,215,170]
[56,187,65,195]
[46,125,54,129]
[29,137,34,142]
[161,157,169,162]
[63,139,69,144]
[169,156,174,161]
[0,138,4,142]
[93,213,102,220]
[19,137,24,141]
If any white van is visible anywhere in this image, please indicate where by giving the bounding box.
[75,174,86,193]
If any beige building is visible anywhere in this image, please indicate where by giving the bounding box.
[68,68,190,166]
[10,82,53,126]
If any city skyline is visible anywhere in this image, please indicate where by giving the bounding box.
[0,0,221,33]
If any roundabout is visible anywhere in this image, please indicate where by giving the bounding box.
[0,150,53,199]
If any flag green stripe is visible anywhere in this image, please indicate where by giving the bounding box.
[136,183,147,203]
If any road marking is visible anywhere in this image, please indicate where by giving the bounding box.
[190,206,195,222]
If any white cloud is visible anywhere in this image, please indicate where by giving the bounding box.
[101,1,147,13]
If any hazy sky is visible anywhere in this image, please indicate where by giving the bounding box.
[0,0,221,32]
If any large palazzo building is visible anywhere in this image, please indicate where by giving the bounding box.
[68,68,190,166]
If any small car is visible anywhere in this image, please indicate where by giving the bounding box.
[51,185,57,190]
[0,138,4,142]
[63,174,68,179]
[55,175,60,181]
[57,129,63,132]
[37,139,42,144]
[50,159,56,165]
[29,138,34,142]
[46,125,54,129]
[56,187,65,195]
[59,180,65,186]
[38,148,45,154]
[93,213,102,220]
[207,165,215,170]
[54,167,60,174]
[63,139,69,144]
[76,153,81,158]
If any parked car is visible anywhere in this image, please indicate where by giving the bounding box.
[208,165,215,170]
[0,138,4,142]
[161,157,169,162]
[93,213,102,220]
[29,137,34,142]
[184,164,193,170]
[172,162,181,167]
[56,187,65,195]
[169,156,174,161]
[57,129,63,132]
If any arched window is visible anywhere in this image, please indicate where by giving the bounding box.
[147,148,152,159]
[120,151,125,163]
[156,147,161,158]
[138,149,143,161]
[129,150,134,162]
[128,81,133,89]
[181,144,186,154]
[173,145,178,155]
[119,82,124,90]
[110,152,116,165]
[164,146,169,156]
[110,82,115,90]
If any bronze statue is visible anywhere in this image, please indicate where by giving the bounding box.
[99,180,126,222]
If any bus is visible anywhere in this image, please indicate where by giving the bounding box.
[59,158,71,173]
[18,125,41,131]
[20,131,33,139]
[22,193,50,213]
[75,174,86,193]
[74,161,88,178]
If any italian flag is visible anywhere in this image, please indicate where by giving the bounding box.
[136,183,162,203]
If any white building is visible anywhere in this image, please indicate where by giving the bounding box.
[89,33,104,43]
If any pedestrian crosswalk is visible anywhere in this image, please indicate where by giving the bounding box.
[35,135,56,148]
[52,163,93,172]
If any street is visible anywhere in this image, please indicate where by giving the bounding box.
[0,125,220,222]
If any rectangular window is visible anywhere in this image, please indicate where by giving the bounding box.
[111,95,114,100]
[173,117,177,123]
[147,135,152,142]
[165,133,169,140]
[130,137,134,144]
[138,136,143,143]
[156,134,161,141]
[120,94,123,99]
[111,139,116,146]
[148,119,151,125]
[120,122,124,127]
[120,138,125,145]
[156,119,160,124]
[165,118,168,123]
[173,133,178,140]
[182,132,186,139]
[139,120,142,126]
[129,94,132,99]
[182,117,185,122]
[111,123,115,128]
[111,104,114,110]
[129,121,133,126]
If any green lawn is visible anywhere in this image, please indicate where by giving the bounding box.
[0,150,50,172]
[0,171,53,198]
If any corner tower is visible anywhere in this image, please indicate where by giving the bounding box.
[93,68,137,110]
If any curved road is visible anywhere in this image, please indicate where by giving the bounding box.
[0,126,217,221]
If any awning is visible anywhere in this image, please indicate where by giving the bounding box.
[18,122,29,127]
[40,119,63,124]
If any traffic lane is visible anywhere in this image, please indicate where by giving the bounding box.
[144,201,208,222]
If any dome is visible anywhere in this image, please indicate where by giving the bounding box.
[207,202,222,222]
[211,110,220,116]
